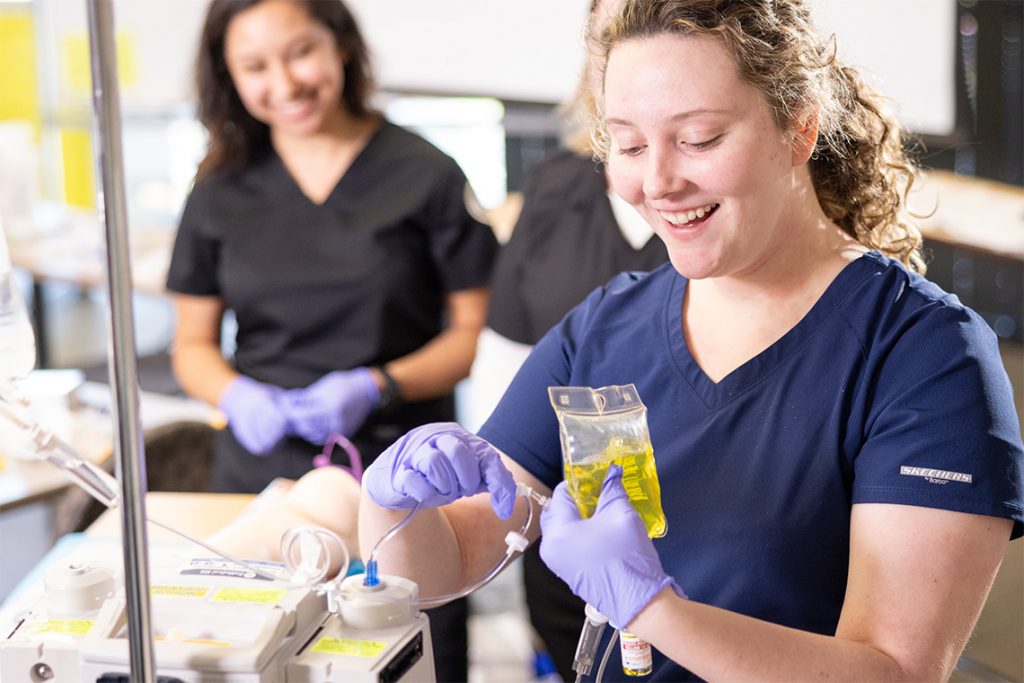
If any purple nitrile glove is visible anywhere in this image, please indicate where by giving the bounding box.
[539,464,684,629]
[279,368,380,445]
[218,376,289,455]
[363,422,516,519]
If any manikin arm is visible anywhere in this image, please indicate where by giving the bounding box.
[358,452,549,597]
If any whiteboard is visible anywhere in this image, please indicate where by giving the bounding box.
[42,0,957,135]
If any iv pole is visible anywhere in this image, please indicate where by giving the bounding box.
[85,0,156,680]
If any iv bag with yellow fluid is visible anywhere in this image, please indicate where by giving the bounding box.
[549,384,666,538]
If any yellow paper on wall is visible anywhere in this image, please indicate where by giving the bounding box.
[62,32,139,94]
[0,12,41,132]
[61,128,95,209]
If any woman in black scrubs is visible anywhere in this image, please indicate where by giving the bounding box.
[166,2,495,679]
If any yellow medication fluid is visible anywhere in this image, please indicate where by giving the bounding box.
[564,438,666,538]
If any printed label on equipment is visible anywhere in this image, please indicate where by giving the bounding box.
[27,619,94,636]
[179,557,286,581]
[211,587,287,604]
[310,636,388,658]
[151,584,210,599]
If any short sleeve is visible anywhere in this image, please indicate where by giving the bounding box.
[166,184,222,297]
[423,162,497,293]
[478,282,612,489]
[852,305,1024,538]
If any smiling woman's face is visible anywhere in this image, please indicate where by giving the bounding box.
[224,0,346,139]
[603,33,803,281]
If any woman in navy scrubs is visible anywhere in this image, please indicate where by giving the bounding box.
[471,2,667,678]
[166,2,495,679]
[360,0,1024,680]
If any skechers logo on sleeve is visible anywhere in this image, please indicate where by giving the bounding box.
[900,466,973,485]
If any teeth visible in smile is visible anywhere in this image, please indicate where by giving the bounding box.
[661,203,719,226]
[279,99,310,114]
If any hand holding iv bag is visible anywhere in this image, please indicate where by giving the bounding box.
[549,384,666,537]
[540,465,684,630]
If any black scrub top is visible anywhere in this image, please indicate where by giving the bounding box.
[487,150,668,345]
[167,120,497,475]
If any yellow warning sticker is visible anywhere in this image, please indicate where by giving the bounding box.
[311,637,388,658]
[151,585,210,599]
[210,588,286,604]
[27,619,94,636]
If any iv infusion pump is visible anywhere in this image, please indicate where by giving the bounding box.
[0,542,434,683]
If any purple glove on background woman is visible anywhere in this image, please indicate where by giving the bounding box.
[364,422,517,518]
[540,464,685,629]
[280,368,380,444]
[218,375,289,455]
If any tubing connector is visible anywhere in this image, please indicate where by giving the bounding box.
[516,481,551,509]
[504,531,529,553]
[573,603,610,678]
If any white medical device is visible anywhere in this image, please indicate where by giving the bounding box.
[0,545,434,682]
[1,213,435,682]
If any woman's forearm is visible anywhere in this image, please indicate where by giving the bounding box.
[171,340,238,406]
[384,325,479,401]
[384,287,488,402]
[630,590,906,683]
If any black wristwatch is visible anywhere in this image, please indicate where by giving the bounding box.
[374,366,403,411]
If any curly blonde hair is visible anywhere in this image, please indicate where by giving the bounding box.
[590,0,925,271]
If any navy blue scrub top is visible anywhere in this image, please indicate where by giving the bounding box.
[480,253,1024,681]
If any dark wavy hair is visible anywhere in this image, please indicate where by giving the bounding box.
[194,0,375,180]
[591,0,925,272]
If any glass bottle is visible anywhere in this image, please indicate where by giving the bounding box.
[620,630,653,676]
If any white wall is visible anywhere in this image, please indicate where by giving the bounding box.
[42,0,956,134]
[812,0,957,136]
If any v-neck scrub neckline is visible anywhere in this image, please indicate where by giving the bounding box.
[267,122,384,208]
[665,252,881,410]
[479,248,1023,682]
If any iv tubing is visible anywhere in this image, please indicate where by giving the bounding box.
[594,629,619,683]
[364,503,421,587]
[280,526,352,594]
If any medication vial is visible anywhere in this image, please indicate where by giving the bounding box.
[620,630,653,676]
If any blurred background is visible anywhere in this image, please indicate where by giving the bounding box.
[0,0,1020,680]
